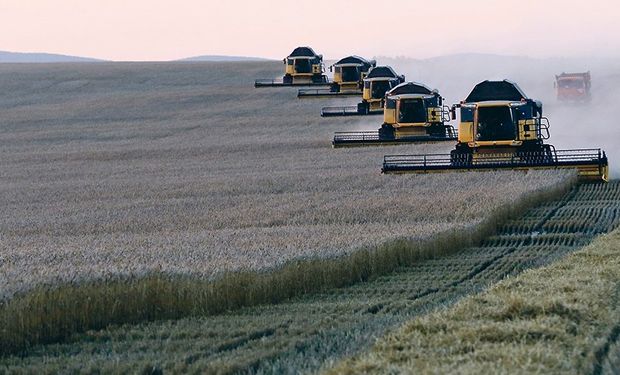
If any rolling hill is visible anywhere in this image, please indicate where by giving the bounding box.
[0,50,104,63]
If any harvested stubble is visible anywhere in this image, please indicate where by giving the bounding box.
[328,182,620,375]
[0,62,575,353]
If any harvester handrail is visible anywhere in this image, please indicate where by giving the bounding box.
[441,105,452,123]
[538,117,551,140]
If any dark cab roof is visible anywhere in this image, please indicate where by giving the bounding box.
[289,47,320,57]
[387,82,434,96]
[366,66,401,79]
[465,80,528,103]
[333,55,376,67]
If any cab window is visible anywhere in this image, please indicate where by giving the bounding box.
[460,107,474,122]
[476,106,515,141]
[398,99,426,123]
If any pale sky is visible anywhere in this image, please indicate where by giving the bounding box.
[1,0,618,61]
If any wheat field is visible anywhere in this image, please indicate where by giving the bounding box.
[0,61,576,353]
[2,174,617,374]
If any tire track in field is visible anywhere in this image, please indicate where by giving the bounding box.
[403,185,589,306]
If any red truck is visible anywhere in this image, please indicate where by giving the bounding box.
[554,72,591,102]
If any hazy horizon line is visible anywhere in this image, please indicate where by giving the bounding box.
[2,49,619,64]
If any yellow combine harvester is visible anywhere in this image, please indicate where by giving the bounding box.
[321,66,404,117]
[254,47,329,87]
[382,80,609,182]
[333,82,457,147]
[297,56,376,98]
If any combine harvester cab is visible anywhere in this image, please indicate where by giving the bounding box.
[297,56,376,98]
[254,46,330,87]
[332,81,457,147]
[321,66,404,117]
[555,71,591,103]
[382,80,609,182]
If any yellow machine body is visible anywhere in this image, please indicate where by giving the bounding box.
[332,63,369,92]
[255,47,329,87]
[451,99,607,181]
[362,78,396,112]
[333,81,456,147]
[384,94,443,128]
[381,91,450,139]
[457,101,540,148]
[284,57,324,82]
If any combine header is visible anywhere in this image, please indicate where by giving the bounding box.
[332,82,457,147]
[382,80,609,181]
[321,66,404,117]
[555,72,591,102]
[297,56,375,98]
[255,47,330,87]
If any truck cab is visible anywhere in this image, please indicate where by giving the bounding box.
[555,72,591,102]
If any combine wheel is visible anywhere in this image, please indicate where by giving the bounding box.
[312,74,327,84]
[378,124,395,140]
[428,124,447,137]
[283,75,292,84]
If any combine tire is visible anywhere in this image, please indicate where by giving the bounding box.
[312,75,327,84]
[283,75,292,85]
[428,125,448,138]
[357,102,369,115]
[378,125,395,140]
